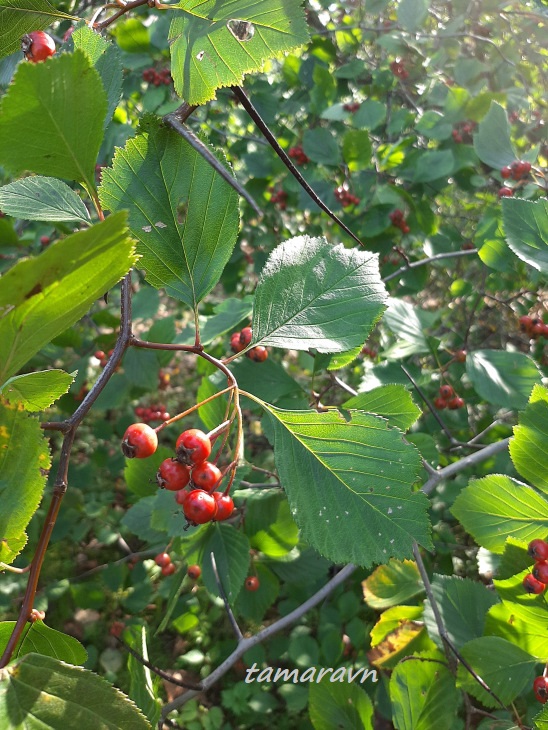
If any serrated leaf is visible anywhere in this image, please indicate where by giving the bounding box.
[0,370,75,410]
[485,601,548,659]
[413,150,454,182]
[0,177,91,223]
[261,405,431,567]
[169,0,309,105]
[451,475,548,553]
[245,491,299,557]
[473,102,515,168]
[0,212,137,383]
[198,296,254,345]
[125,626,162,726]
[502,197,548,273]
[397,0,430,31]
[0,399,50,564]
[99,122,239,308]
[368,623,435,670]
[342,129,372,171]
[235,563,279,622]
[509,384,548,494]
[0,653,151,729]
[252,236,387,353]
[0,51,107,191]
[466,349,541,410]
[370,606,423,647]
[302,128,341,166]
[382,298,439,354]
[309,679,374,730]
[343,385,421,431]
[362,559,423,609]
[0,621,87,665]
[0,0,77,59]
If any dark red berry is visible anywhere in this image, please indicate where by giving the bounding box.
[501,166,512,179]
[533,676,548,703]
[213,492,234,521]
[161,563,176,576]
[245,576,259,591]
[523,573,545,594]
[248,346,268,362]
[22,31,56,62]
[454,349,467,363]
[183,489,217,524]
[157,458,191,491]
[433,397,447,410]
[122,423,158,459]
[447,396,465,410]
[528,540,548,561]
[187,564,201,579]
[94,350,106,360]
[239,326,253,347]
[176,429,211,466]
[498,187,513,198]
[191,461,222,493]
[439,385,454,400]
[519,315,534,334]
[532,561,548,584]
[154,553,171,567]
[230,332,245,353]
[109,621,125,638]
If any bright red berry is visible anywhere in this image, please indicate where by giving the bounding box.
[498,187,513,198]
[187,564,201,579]
[528,540,548,561]
[40,235,50,246]
[94,350,106,360]
[157,458,191,491]
[191,461,222,493]
[532,322,545,338]
[533,676,548,704]
[523,573,545,594]
[248,346,268,362]
[245,576,260,591]
[176,429,211,466]
[532,561,548,584]
[501,166,512,179]
[447,396,465,410]
[239,326,253,347]
[433,397,447,410]
[122,423,158,459]
[183,489,217,524]
[154,553,171,567]
[22,31,56,62]
[439,385,454,400]
[161,563,176,576]
[213,492,234,521]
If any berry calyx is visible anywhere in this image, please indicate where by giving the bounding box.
[176,429,212,466]
[245,576,260,591]
[22,31,56,62]
[157,458,191,491]
[523,573,545,594]
[187,564,201,579]
[161,563,176,576]
[183,489,217,525]
[191,461,222,493]
[528,539,548,561]
[248,346,268,362]
[213,492,234,521]
[439,384,454,400]
[532,561,548,584]
[122,423,158,459]
[154,553,171,567]
[533,676,548,704]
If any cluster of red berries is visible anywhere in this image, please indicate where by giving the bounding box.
[142,67,172,86]
[390,60,409,80]
[389,209,410,234]
[21,31,56,63]
[334,186,360,207]
[433,384,465,410]
[288,145,309,166]
[519,315,548,339]
[501,160,531,181]
[523,540,548,596]
[154,552,176,577]
[270,189,288,210]
[230,326,268,362]
[451,121,476,144]
[343,102,360,113]
[361,345,377,359]
[135,403,170,424]
[94,349,114,368]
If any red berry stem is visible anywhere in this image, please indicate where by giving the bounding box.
[154,386,234,432]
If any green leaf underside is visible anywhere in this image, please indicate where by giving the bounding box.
[509,384,548,494]
[0,399,50,564]
[451,475,548,553]
[0,621,87,665]
[0,370,75,410]
[262,405,431,567]
[126,627,161,726]
[0,212,136,383]
[466,349,541,410]
[169,0,309,105]
[0,177,91,223]
[0,653,151,729]
[252,236,387,353]
[0,51,107,191]
[308,680,374,730]
[343,384,421,431]
[99,122,239,308]
[502,198,548,273]
[0,0,77,59]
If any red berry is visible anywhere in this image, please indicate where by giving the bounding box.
[439,385,454,400]
[109,621,124,638]
[94,350,106,360]
[183,489,217,524]
[191,461,222,493]
[433,397,447,410]
[40,235,50,246]
[401,224,410,234]
[161,563,176,576]
[248,346,268,362]
[175,489,190,506]
[176,429,211,466]
[532,561,548,584]
[231,332,245,354]
[498,187,513,198]
[154,553,171,567]
[122,423,158,459]
[534,676,548,704]
[532,322,545,338]
[245,576,260,591]
[501,166,512,179]
[239,326,253,347]
[454,349,467,363]
[519,315,534,334]
[523,573,545,594]
[213,492,234,521]
[187,564,201,579]
[447,396,465,410]
[528,540,548,561]
[157,458,191,491]
[22,31,56,62]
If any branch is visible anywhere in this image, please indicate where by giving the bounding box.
[382,249,477,283]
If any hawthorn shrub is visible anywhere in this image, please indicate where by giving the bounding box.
[0,1,547,729]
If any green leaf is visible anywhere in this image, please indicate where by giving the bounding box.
[486,600,548,659]
[261,405,431,567]
[0,177,91,223]
[390,650,458,730]
[245,491,299,557]
[197,377,229,433]
[343,385,421,431]
[230,358,305,405]
[235,563,279,622]
[466,349,541,410]
[382,298,439,354]
[353,100,386,130]
[370,606,423,647]
[413,150,454,182]
[509,384,548,494]
[125,626,162,726]
[473,102,515,168]
[309,679,374,730]
[0,0,77,59]
[252,236,387,353]
[457,637,536,708]
[302,128,342,166]
[342,129,372,171]
[99,122,239,309]
[169,0,309,105]
[198,296,254,345]
[0,370,75,410]
[0,212,137,383]
[422,575,499,650]
[362,559,424,609]
[0,399,50,564]
[451,475,548,553]
[326,345,363,372]
[0,653,151,729]
[397,0,430,31]
[124,446,174,498]
[0,622,87,665]
[0,51,107,191]
[502,197,548,273]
